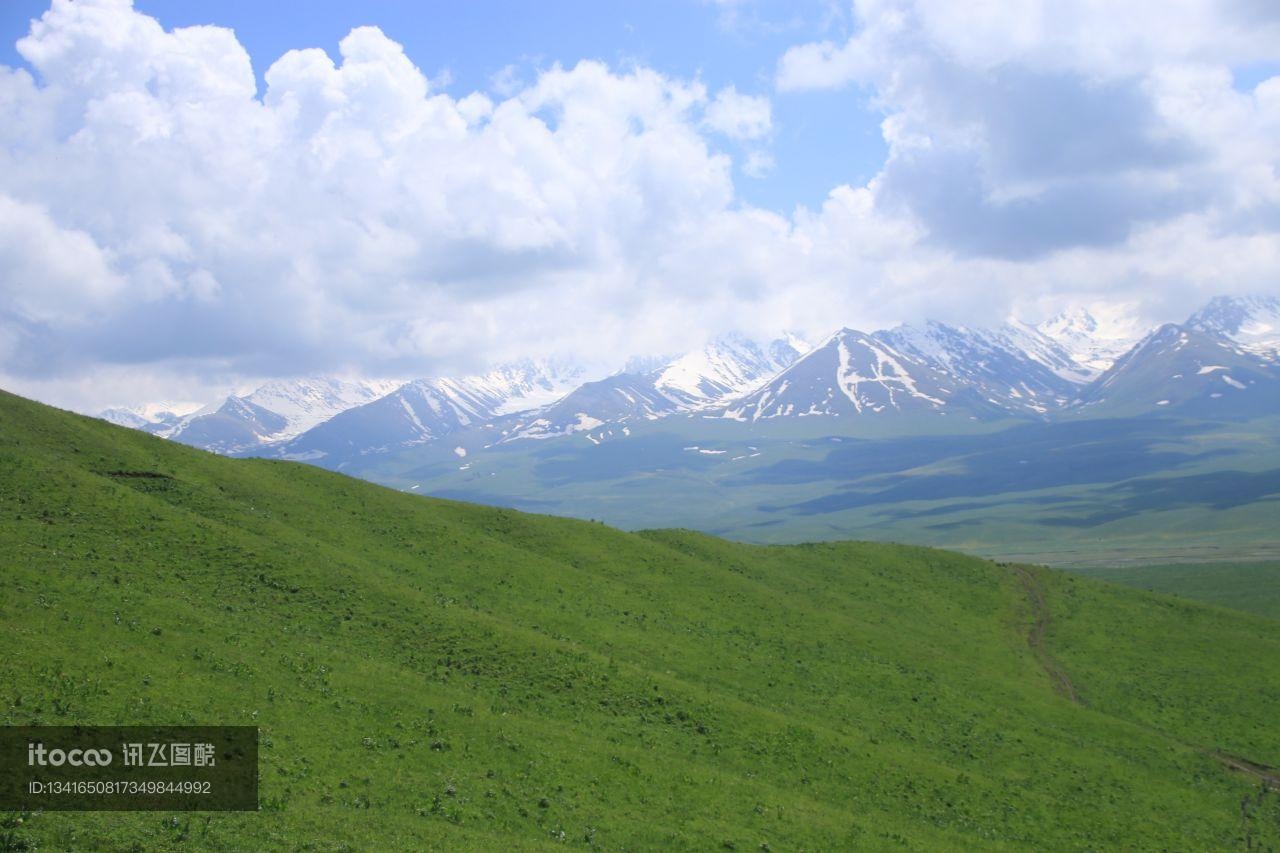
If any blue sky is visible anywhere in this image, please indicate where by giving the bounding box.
[0,0,887,212]
[1,1,1279,411]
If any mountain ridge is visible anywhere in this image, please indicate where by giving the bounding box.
[99,296,1280,463]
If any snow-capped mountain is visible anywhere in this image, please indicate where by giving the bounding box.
[1076,323,1279,416]
[240,377,402,438]
[276,360,585,461]
[1186,294,1280,358]
[722,321,1093,423]
[501,373,682,441]
[98,297,1280,465]
[875,321,1078,414]
[103,378,405,455]
[725,328,978,421]
[167,396,290,454]
[1035,305,1152,379]
[499,335,811,441]
[99,400,203,432]
[655,333,809,408]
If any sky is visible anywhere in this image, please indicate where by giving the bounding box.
[1,0,1279,412]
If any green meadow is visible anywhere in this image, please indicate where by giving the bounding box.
[2,389,1278,850]
[1068,560,1280,621]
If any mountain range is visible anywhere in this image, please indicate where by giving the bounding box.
[101,295,1280,465]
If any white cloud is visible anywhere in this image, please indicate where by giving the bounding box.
[776,0,1280,260]
[0,1,756,406]
[703,85,772,140]
[776,38,873,92]
[0,194,123,324]
[779,1,1280,91]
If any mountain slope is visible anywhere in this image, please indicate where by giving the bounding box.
[1076,323,1280,416]
[239,377,402,437]
[101,379,400,455]
[500,335,810,442]
[654,333,809,408]
[875,320,1079,414]
[100,400,203,433]
[499,372,683,441]
[166,395,290,453]
[278,360,582,462]
[2,388,1278,849]
[1035,305,1150,379]
[1187,294,1280,357]
[723,328,1000,421]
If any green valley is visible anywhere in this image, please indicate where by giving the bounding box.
[341,411,1280,567]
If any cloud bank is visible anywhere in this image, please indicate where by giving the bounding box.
[1,0,1278,410]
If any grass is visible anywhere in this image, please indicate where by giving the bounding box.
[1,388,1279,849]
[1067,560,1280,621]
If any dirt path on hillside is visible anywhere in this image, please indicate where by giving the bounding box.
[1005,563,1280,794]
[1007,563,1083,705]
[1214,751,1280,787]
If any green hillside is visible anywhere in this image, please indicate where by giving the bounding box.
[1069,560,1280,621]
[2,388,1278,850]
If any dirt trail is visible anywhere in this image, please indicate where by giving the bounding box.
[1214,751,1280,788]
[1005,562,1280,793]
[1006,563,1083,705]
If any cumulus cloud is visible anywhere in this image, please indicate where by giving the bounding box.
[0,1,765,406]
[0,0,1278,411]
[704,85,772,140]
[778,0,1280,259]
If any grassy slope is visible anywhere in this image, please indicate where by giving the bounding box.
[2,389,1278,850]
[1067,561,1280,621]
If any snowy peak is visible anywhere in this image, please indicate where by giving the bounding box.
[875,320,1078,412]
[95,296,1280,463]
[100,379,398,451]
[495,333,810,443]
[1035,304,1151,378]
[100,408,156,430]
[459,358,586,416]
[1077,322,1279,416]
[399,358,586,427]
[1186,294,1280,357]
[832,329,950,414]
[993,319,1096,384]
[277,359,587,460]
[725,328,961,421]
[654,333,808,407]
[167,396,289,454]
[243,377,402,439]
[502,373,682,442]
[99,400,203,431]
